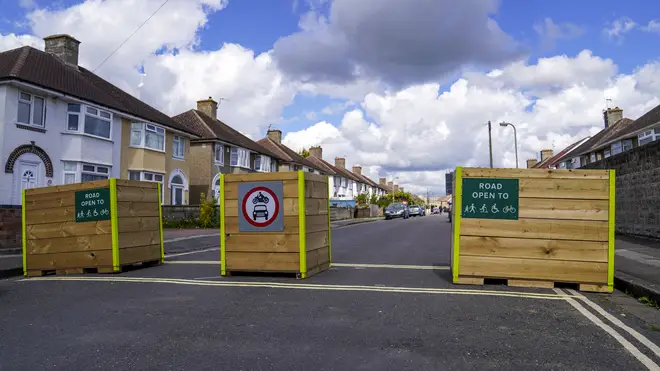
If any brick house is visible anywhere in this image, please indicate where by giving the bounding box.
[172,97,286,203]
[256,129,324,174]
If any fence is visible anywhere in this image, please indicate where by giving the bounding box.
[451,167,614,293]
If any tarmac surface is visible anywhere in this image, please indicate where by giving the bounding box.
[1,214,660,370]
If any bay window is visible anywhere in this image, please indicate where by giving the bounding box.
[173,136,185,159]
[214,144,224,165]
[230,147,250,168]
[61,162,110,184]
[82,164,110,182]
[18,91,45,127]
[638,129,658,146]
[130,122,165,151]
[128,170,165,203]
[66,103,112,139]
[254,155,272,172]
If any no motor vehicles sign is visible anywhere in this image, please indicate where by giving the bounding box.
[237,181,284,232]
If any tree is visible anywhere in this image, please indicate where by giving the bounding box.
[355,193,369,205]
[299,148,310,158]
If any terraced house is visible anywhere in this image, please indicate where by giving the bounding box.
[257,129,323,174]
[173,97,286,203]
[0,34,198,206]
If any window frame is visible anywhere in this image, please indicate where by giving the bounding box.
[129,122,166,152]
[83,105,113,139]
[62,161,78,184]
[230,147,251,168]
[62,162,111,184]
[214,144,224,165]
[17,91,46,128]
[172,135,185,159]
[254,155,272,172]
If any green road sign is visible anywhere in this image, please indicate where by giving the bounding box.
[75,188,111,222]
[462,178,519,220]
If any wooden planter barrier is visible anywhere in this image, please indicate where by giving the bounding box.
[220,171,331,279]
[451,167,615,293]
[22,179,164,276]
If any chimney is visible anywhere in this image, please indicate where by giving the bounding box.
[197,97,218,119]
[387,181,393,188]
[309,146,322,159]
[44,34,80,66]
[603,107,623,128]
[352,165,362,176]
[540,149,553,161]
[400,187,405,192]
[335,157,345,168]
[527,159,539,168]
[393,184,400,192]
[267,129,282,144]
[379,177,386,185]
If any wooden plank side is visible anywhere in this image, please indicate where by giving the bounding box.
[225,198,300,217]
[25,205,77,225]
[305,180,330,199]
[116,217,160,233]
[225,251,300,272]
[26,220,111,240]
[224,172,299,183]
[226,234,299,253]
[462,168,609,180]
[26,250,114,270]
[519,198,609,221]
[459,255,608,284]
[119,244,161,265]
[224,179,299,201]
[460,236,608,262]
[306,230,329,251]
[27,234,112,255]
[519,178,608,200]
[116,202,160,218]
[306,246,329,269]
[25,191,75,211]
[117,230,161,249]
[115,179,158,188]
[304,173,329,184]
[460,218,608,242]
[225,216,300,234]
[305,198,329,216]
[306,214,329,234]
[116,186,160,203]
[25,179,110,196]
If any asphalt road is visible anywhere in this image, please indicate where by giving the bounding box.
[1,214,660,370]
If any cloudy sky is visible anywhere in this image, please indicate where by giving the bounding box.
[1,0,659,196]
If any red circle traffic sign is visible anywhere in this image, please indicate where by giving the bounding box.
[241,186,280,227]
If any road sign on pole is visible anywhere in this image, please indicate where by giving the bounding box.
[461,178,519,220]
[238,181,284,232]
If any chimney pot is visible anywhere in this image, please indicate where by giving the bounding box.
[267,129,282,144]
[309,146,322,159]
[352,165,362,176]
[197,97,218,119]
[335,157,345,169]
[44,34,80,66]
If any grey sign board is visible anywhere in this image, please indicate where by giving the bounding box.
[237,181,285,232]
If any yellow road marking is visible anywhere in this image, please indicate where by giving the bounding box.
[165,261,450,270]
[20,276,583,300]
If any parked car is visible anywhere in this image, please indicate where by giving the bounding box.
[448,204,452,223]
[384,202,409,220]
[408,205,422,217]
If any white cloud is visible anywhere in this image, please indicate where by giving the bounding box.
[603,17,637,42]
[533,18,584,50]
[643,20,660,34]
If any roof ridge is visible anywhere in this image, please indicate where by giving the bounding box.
[9,46,31,77]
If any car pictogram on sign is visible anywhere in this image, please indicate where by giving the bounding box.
[241,186,280,227]
[253,204,269,220]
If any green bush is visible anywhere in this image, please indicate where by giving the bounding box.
[162,193,220,229]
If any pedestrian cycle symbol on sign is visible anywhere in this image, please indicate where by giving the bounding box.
[239,183,283,231]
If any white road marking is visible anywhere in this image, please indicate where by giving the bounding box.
[615,249,660,268]
[165,260,218,264]
[164,247,220,258]
[164,233,220,243]
[20,276,579,300]
[554,288,659,370]
[164,260,450,271]
[567,289,660,358]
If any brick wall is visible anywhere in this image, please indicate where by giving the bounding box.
[582,140,660,238]
[0,205,21,252]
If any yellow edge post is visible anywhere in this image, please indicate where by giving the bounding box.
[109,178,120,271]
[327,177,332,267]
[21,189,27,276]
[607,169,616,290]
[220,174,227,276]
[298,171,307,278]
[452,166,463,282]
[157,182,165,263]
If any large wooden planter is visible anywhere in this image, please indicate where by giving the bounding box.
[220,171,331,279]
[22,179,164,276]
[451,167,615,293]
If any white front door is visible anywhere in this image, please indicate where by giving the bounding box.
[19,162,39,191]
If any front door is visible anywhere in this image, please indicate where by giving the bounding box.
[19,162,38,191]
[172,186,184,205]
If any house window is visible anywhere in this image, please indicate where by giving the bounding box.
[130,122,165,151]
[604,149,611,158]
[17,91,45,127]
[214,144,224,165]
[611,142,623,156]
[230,147,250,168]
[307,167,314,173]
[622,139,633,152]
[333,176,340,187]
[255,155,271,172]
[62,161,78,184]
[84,106,112,139]
[81,164,110,182]
[293,164,302,171]
[271,159,278,172]
[128,171,164,203]
[173,136,185,159]
[67,104,81,131]
[638,130,655,146]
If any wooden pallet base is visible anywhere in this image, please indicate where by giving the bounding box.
[224,263,331,280]
[25,260,162,277]
[455,276,612,293]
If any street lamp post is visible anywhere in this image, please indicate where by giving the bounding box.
[499,122,519,169]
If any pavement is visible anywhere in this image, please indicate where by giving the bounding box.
[2,214,660,370]
[614,235,660,304]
